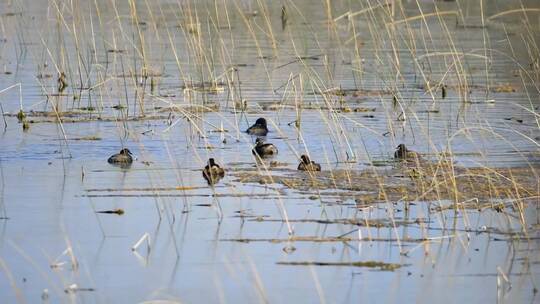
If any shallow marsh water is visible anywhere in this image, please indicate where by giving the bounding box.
[0,0,539,303]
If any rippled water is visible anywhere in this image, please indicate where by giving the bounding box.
[1,0,539,303]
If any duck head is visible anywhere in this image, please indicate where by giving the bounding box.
[120,148,132,155]
[396,144,408,153]
[255,117,267,126]
[208,158,216,166]
[300,154,310,164]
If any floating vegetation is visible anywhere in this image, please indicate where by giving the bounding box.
[107,49,126,53]
[221,236,430,243]
[492,83,517,93]
[64,284,95,294]
[69,136,102,141]
[4,111,174,123]
[86,186,201,192]
[231,163,539,204]
[112,104,126,110]
[96,208,125,215]
[181,81,226,94]
[2,12,22,17]
[248,217,428,228]
[314,88,393,97]
[417,83,519,94]
[504,117,524,123]
[276,261,405,271]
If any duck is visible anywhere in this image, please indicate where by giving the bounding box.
[246,117,269,136]
[394,144,420,161]
[297,154,321,171]
[108,148,133,164]
[252,138,278,158]
[202,158,225,185]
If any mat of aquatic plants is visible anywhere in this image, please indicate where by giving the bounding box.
[1,0,539,303]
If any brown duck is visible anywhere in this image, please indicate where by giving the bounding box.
[108,148,133,164]
[246,118,269,136]
[394,144,421,161]
[252,138,278,158]
[297,155,321,171]
[202,158,225,184]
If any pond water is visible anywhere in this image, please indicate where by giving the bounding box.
[0,0,539,303]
